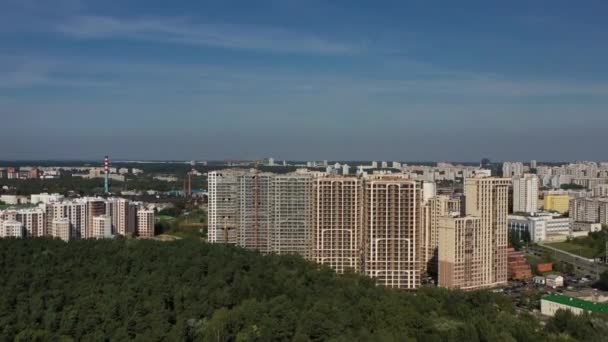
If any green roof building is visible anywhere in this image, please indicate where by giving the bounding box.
[541,294,608,317]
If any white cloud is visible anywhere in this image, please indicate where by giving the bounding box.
[56,15,359,55]
[0,58,113,88]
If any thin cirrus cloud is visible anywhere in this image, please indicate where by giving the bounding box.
[56,15,360,55]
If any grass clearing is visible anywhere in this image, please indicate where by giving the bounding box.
[545,241,599,259]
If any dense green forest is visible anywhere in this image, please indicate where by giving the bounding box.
[1,239,607,341]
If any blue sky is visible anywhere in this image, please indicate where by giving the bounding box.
[1,0,608,161]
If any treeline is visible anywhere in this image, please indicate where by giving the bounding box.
[0,239,607,341]
[0,176,178,196]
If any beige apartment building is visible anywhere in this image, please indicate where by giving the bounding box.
[137,209,155,238]
[362,177,422,289]
[51,218,71,242]
[438,177,511,290]
[421,195,460,274]
[91,216,112,239]
[312,177,362,273]
[438,216,482,289]
[106,198,138,236]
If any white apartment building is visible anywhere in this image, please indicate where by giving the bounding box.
[502,162,524,178]
[30,193,64,205]
[270,173,314,256]
[0,220,24,238]
[1,208,45,237]
[46,200,87,239]
[594,184,608,197]
[570,197,608,225]
[513,174,539,214]
[208,170,244,244]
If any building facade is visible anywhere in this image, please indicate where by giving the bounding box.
[362,177,422,289]
[438,216,482,289]
[312,177,361,273]
[0,220,24,238]
[439,177,511,290]
[543,194,570,214]
[51,218,71,242]
[270,174,314,256]
[512,174,539,214]
[91,216,112,239]
[137,209,155,238]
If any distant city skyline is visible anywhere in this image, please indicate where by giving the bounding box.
[2,1,608,160]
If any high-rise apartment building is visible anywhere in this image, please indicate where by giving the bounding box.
[1,208,45,237]
[570,197,608,225]
[106,198,138,236]
[46,200,87,239]
[530,160,537,169]
[86,198,106,239]
[439,177,510,290]
[237,172,274,253]
[312,177,361,273]
[208,170,243,244]
[438,216,483,289]
[513,174,539,214]
[137,209,155,238]
[421,195,460,273]
[270,173,314,256]
[362,177,422,289]
[209,169,318,255]
[502,162,524,178]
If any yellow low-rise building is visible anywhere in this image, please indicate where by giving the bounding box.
[543,194,570,214]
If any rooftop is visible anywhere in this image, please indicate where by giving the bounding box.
[543,294,608,314]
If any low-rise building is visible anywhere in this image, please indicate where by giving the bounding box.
[508,213,570,243]
[546,274,564,289]
[507,247,532,280]
[30,193,64,205]
[541,294,608,317]
[533,276,545,285]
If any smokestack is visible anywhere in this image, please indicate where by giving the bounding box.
[104,155,110,194]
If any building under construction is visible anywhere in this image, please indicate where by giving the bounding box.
[270,173,314,257]
[208,169,244,244]
[208,169,316,255]
[362,176,422,289]
[237,171,274,253]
